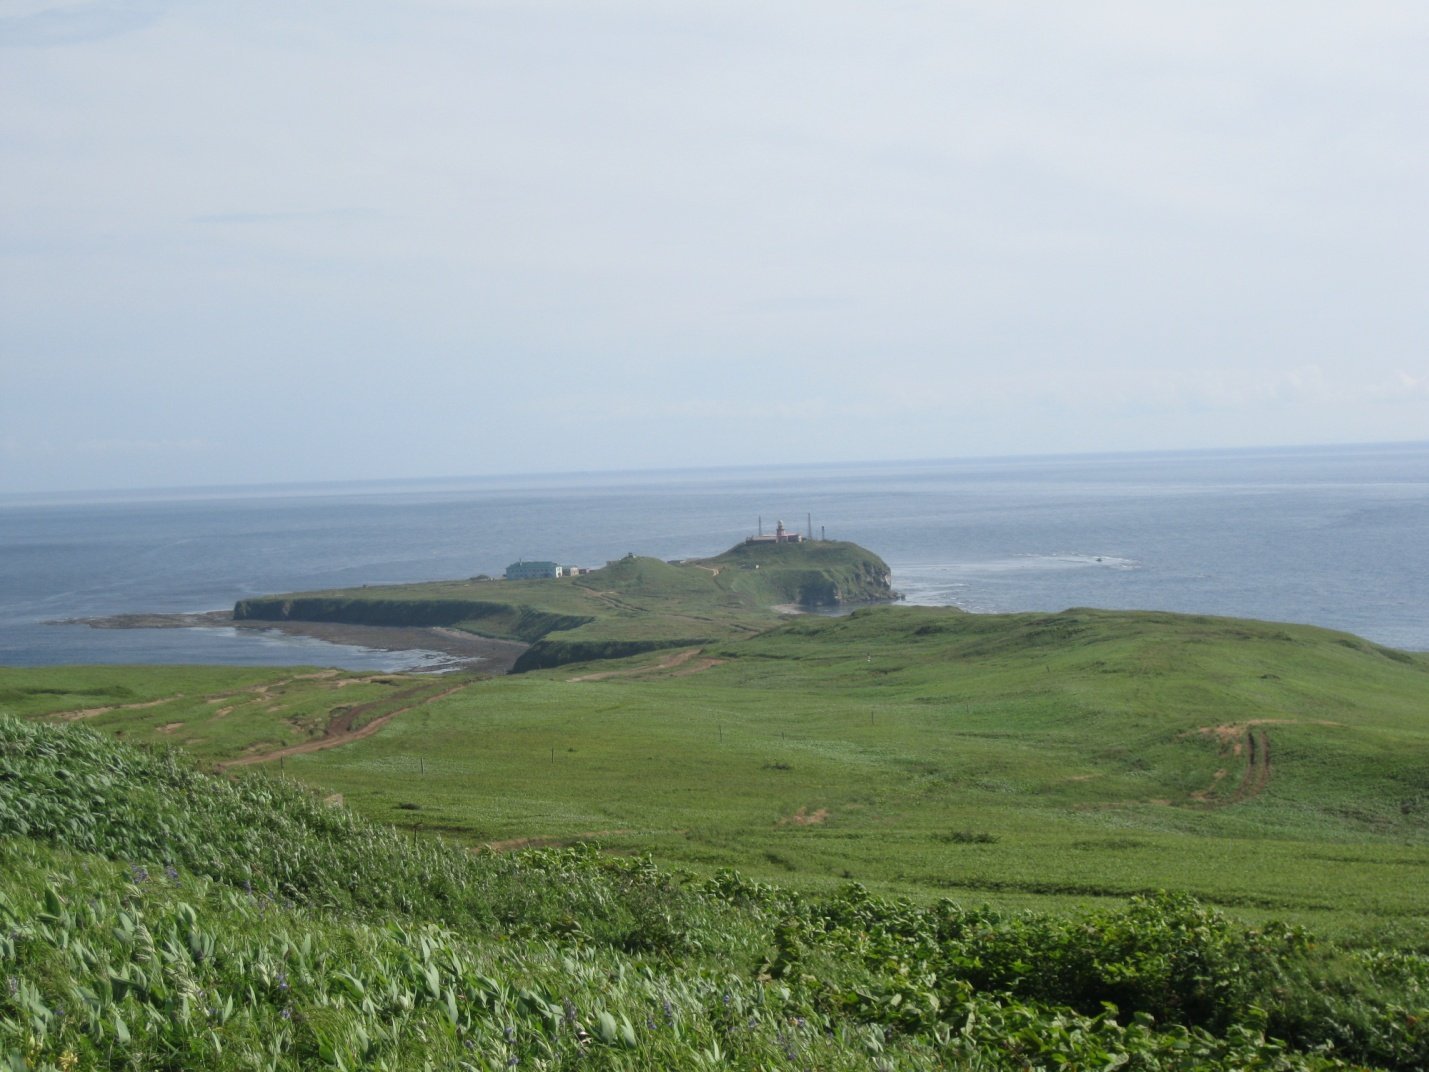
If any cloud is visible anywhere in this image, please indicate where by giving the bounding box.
[73,436,210,456]
[0,1,170,47]
[1365,371,1429,403]
[3,2,1427,489]
[191,208,380,226]
[1,434,210,459]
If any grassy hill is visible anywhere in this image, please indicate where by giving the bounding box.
[8,606,1427,940]
[7,603,1427,1066]
[232,540,894,671]
[2,713,1426,1070]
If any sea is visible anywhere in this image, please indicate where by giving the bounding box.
[2,442,1426,671]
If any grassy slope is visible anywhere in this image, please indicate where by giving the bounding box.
[3,715,1426,1070]
[0,665,478,764]
[9,606,1427,940]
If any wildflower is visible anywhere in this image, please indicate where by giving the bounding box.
[165,864,180,883]
[281,1006,292,1021]
[130,865,148,884]
[777,1028,799,1061]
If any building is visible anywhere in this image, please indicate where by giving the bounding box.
[745,519,804,545]
[504,560,562,580]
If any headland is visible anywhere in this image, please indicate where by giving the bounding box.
[228,537,896,672]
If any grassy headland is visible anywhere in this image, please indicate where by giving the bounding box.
[233,539,895,671]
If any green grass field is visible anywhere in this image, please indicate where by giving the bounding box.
[8,711,1425,1069]
[10,605,1427,941]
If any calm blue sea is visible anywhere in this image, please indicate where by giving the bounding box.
[2,442,1426,669]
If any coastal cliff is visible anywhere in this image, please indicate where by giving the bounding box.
[700,538,896,608]
[233,539,896,671]
[233,596,592,644]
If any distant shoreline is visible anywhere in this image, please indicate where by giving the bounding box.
[56,612,530,674]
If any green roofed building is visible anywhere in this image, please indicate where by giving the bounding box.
[504,560,562,580]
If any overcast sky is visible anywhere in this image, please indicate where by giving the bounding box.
[2,1,1426,493]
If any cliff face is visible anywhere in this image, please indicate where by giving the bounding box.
[703,539,896,608]
[511,636,711,674]
[232,597,593,644]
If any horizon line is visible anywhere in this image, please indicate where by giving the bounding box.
[2,437,1426,507]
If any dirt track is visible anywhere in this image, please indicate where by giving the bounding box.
[218,682,470,768]
[569,647,724,682]
[1188,720,1294,804]
[480,829,632,852]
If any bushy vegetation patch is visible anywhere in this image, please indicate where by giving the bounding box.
[0,716,746,961]
[2,716,1426,1069]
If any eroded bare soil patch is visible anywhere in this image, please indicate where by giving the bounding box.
[778,807,830,827]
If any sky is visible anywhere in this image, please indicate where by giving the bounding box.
[2,1,1427,493]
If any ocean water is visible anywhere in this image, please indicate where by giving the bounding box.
[1,442,1426,669]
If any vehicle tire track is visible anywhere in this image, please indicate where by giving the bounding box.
[218,682,470,768]
[569,648,710,681]
[1187,722,1277,805]
[1231,728,1272,802]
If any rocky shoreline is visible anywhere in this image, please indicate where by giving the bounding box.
[57,611,529,674]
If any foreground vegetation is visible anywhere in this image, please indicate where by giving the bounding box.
[6,604,1427,1066]
[3,714,1426,1070]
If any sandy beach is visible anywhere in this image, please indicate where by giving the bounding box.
[63,611,529,674]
